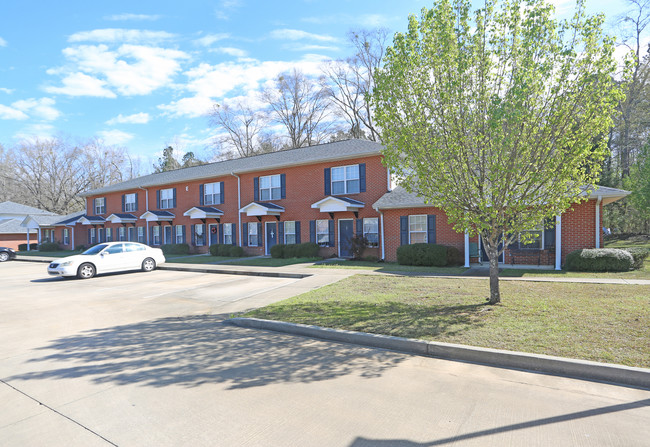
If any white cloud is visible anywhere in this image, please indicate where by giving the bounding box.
[44,72,117,97]
[97,129,134,145]
[12,97,61,121]
[548,0,575,17]
[105,14,162,21]
[106,112,150,125]
[283,44,339,52]
[210,47,248,58]
[269,29,338,43]
[158,96,215,118]
[0,87,13,94]
[14,124,55,141]
[0,104,29,120]
[193,33,230,46]
[68,29,175,44]
[301,13,392,27]
[0,37,6,47]
[215,0,242,20]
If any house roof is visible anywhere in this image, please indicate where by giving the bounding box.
[81,139,384,197]
[53,211,87,226]
[0,201,57,216]
[0,218,36,234]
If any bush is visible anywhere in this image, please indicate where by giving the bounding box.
[75,244,86,252]
[624,248,649,270]
[362,255,380,262]
[446,246,464,266]
[38,242,60,252]
[229,245,244,257]
[349,235,368,260]
[161,243,190,255]
[283,244,298,258]
[565,248,634,272]
[397,243,448,266]
[270,244,285,258]
[209,244,220,256]
[296,242,319,258]
[18,243,38,251]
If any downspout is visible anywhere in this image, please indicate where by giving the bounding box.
[231,173,242,246]
[595,196,602,249]
[139,187,149,244]
[464,231,470,268]
[555,214,562,270]
[378,209,385,260]
[386,168,392,192]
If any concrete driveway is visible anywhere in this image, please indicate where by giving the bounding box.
[1,261,649,446]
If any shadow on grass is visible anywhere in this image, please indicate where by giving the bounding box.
[8,314,406,390]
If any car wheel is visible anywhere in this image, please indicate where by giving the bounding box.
[0,252,9,262]
[142,257,156,272]
[77,263,96,279]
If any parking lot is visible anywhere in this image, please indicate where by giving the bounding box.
[1,261,649,446]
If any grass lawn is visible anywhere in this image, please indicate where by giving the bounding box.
[245,275,650,368]
[18,250,81,257]
[311,260,468,275]
[500,263,650,279]
[604,234,650,251]
[164,254,234,264]
[223,257,322,267]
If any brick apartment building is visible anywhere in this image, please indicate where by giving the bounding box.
[44,139,629,269]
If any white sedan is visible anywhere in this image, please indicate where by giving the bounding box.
[48,242,166,279]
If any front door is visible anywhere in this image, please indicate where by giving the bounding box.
[479,235,505,263]
[339,219,354,258]
[209,224,219,246]
[164,225,173,245]
[265,222,277,255]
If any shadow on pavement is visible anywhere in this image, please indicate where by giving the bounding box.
[8,314,406,390]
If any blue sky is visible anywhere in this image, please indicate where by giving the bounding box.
[0,0,633,167]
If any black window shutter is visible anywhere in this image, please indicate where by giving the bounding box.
[359,163,366,192]
[400,216,408,245]
[309,220,316,243]
[324,168,331,195]
[257,222,262,247]
[295,221,301,244]
[220,181,225,204]
[328,220,335,247]
[135,192,139,211]
[156,190,161,209]
[242,222,248,246]
[171,225,176,244]
[182,225,187,244]
[150,226,154,246]
[93,199,96,214]
[278,221,284,243]
[172,188,177,208]
[121,194,125,212]
[232,223,237,245]
[88,228,91,243]
[253,177,259,201]
[199,184,204,206]
[544,218,555,249]
[218,223,224,244]
[280,174,286,199]
[427,215,436,244]
[356,218,363,236]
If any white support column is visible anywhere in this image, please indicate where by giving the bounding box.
[464,231,470,268]
[38,228,42,245]
[595,196,602,248]
[26,230,30,251]
[71,227,75,250]
[379,210,385,260]
[555,214,562,270]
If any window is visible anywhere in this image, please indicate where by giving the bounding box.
[519,225,544,249]
[316,219,329,246]
[118,226,126,241]
[284,221,296,245]
[125,193,137,212]
[195,224,205,246]
[125,243,145,252]
[152,226,161,245]
[260,175,281,200]
[137,227,145,243]
[363,218,379,247]
[160,188,174,209]
[223,223,233,245]
[89,228,96,245]
[409,215,427,243]
[94,197,106,215]
[63,228,69,245]
[105,243,123,254]
[176,225,184,244]
[331,165,359,194]
[204,182,221,205]
[248,223,258,246]
[105,228,112,242]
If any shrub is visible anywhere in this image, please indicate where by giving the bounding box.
[565,248,634,272]
[75,244,86,252]
[397,243,448,266]
[161,243,190,255]
[283,244,298,258]
[270,244,285,259]
[229,245,244,257]
[362,255,380,262]
[446,246,464,266]
[349,235,368,260]
[18,243,38,251]
[209,244,219,256]
[624,248,649,270]
[38,242,60,252]
[296,242,319,258]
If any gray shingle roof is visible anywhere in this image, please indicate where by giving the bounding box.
[0,201,57,216]
[82,139,384,197]
[53,211,86,226]
[0,218,36,234]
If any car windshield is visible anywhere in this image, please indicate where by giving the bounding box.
[82,244,108,255]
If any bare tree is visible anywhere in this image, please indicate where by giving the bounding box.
[209,102,267,158]
[261,69,331,148]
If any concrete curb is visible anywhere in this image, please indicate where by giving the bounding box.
[15,256,52,263]
[229,317,650,389]
[158,264,310,279]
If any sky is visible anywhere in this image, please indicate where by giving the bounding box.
[0,0,634,168]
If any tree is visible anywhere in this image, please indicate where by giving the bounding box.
[209,102,268,158]
[153,146,181,173]
[627,142,650,230]
[261,68,331,148]
[373,0,623,304]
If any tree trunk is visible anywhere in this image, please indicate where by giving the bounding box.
[488,244,501,304]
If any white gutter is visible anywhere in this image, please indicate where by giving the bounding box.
[386,168,392,192]
[595,196,602,248]
[231,172,242,246]
[379,210,385,260]
[464,231,470,268]
[139,187,149,244]
[555,214,562,270]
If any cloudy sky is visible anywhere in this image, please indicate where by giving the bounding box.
[0,0,632,165]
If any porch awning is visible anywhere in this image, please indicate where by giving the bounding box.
[106,213,138,224]
[311,196,364,213]
[239,202,284,217]
[139,210,175,222]
[183,206,224,219]
[78,215,106,225]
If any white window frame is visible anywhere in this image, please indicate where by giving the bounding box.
[175,225,184,244]
[63,228,69,245]
[118,226,126,241]
[160,188,174,209]
[194,224,205,246]
[124,193,137,212]
[519,225,544,250]
[204,182,221,205]
[331,164,360,195]
[248,223,258,247]
[409,215,428,244]
[152,226,161,245]
[95,197,106,215]
[105,228,112,242]
[363,218,379,247]
[137,226,145,243]
[316,219,329,246]
[223,223,233,245]
[284,221,296,245]
[260,174,281,201]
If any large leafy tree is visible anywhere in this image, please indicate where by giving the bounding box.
[373,0,623,304]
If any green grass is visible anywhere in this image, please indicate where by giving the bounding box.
[18,250,81,257]
[500,263,650,279]
[246,275,650,368]
[604,235,650,250]
[311,260,468,275]
[223,257,322,267]
[164,254,234,264]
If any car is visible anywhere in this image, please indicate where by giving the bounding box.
[0,247,16,262]
[47,241,166,279]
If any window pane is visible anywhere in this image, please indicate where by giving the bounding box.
[284,221,295,233]
[346,165,359,179]
[316,220,329,233]
[261,189,270,201]
[411,232,427,243]
[332,181,345,195]
[271,187,281,200]
[285,234,296,245]
[409,215,427,232]
[364,218,378,233]
[271,175,280,187]
[331,167,344,181]
[346,179,360,193]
